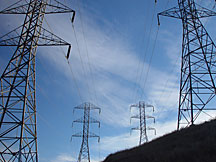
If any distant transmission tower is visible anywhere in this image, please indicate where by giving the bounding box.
[0,1,75,161]
[72,102,101,162]
[130,101,156,145]
[158,0,216,129]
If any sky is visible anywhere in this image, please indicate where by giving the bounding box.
[0,0,216,162]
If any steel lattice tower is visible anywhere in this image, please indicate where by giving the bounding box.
[130,101,156,145]
[72,102,101,162]
[0,1,75,161]
[158,0,216,129]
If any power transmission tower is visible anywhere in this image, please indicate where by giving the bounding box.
[0,1,75,161]
[72,102,101,162]
[130,101,156,145]
[158,0,216,129]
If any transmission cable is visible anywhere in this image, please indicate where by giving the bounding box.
[44,17,84,102]
[67,59,84,102]
[71,23,93,102]
[133,2,157,102]
[140,25,160,99]
[138,0,171,101]
[76,0,99,105]
[131,1,151,103]
[64,0,94,103]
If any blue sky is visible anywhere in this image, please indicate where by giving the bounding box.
[0,0,216,162]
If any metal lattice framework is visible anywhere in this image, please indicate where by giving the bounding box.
[158,0,216,129]
[0,0,75,161]
[72,102,101,162]
[130,101,156,145]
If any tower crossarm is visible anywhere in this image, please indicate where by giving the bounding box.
[72,117,100,127]
[89,106,101,113]
[146,115,155,123]
[130,104,138,113]
[158,6,182,22]
[72,117,84,126]
[195,4,216,18]
[89,117,100,127]
[130,126,140,135]
[0,0,75,59]
[130,115,140,119]
[74,102,101,113]
[146,104,154,112]
[88,102,101,113]
[147,127,157,135]
[0,0,75,19]
[0,26,71,56]
[130,104,138,109]
[71,131,82,138]
[130,115,140,124]
[89,132,100,142]
[157,3,216,25]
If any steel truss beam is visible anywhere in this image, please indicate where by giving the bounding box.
[158,0,216,129]
[0,0,75,161]
[71,102,101,162]
[130,101,156,145]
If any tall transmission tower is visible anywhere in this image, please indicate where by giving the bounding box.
[158,0,216,129]
[0,1,75,161]
[72,102,101,162]
[130,101,156,145]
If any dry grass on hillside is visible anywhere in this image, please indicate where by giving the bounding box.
[103,119,216,162]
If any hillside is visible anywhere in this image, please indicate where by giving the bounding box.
[103,119,216,162]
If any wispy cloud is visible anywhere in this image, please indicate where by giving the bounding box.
[50,153,101,162]
[38,10,182,128]
[51,153,76,162]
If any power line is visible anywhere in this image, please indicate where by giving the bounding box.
[76,0,99,105]
[140,25,159,99]
[131,1,152,103]
[67,59,84,102]
[71,22,93,102]
[133,2,157,102]
[63,0,94,102]
[44,17,84,103]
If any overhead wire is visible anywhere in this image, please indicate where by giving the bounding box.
[76,0,99,105]
[67,59,84,102]
[141,0,172,101]
[133,2,157,102]
[71,22,93,102]
[63,0,95,103]
[64,0,101,159]
[140,25,160,99]
[44,16,84,103]
[131,1,151,103]
[74,2,101,160]
[151,0,182,107]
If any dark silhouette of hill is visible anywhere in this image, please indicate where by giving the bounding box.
[103,119,216,162]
